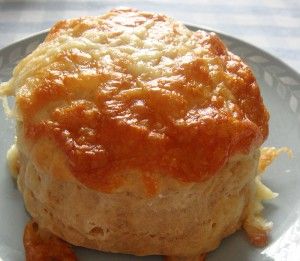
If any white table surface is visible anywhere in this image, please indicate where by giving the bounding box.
[0,0,299,73]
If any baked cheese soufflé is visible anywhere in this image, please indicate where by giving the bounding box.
[0,7,281,260]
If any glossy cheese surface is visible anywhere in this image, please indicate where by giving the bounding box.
[11,8,269,191]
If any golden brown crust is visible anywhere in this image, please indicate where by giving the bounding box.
[8,8,269,191]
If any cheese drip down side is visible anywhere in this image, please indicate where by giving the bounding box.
[244,146,292,247]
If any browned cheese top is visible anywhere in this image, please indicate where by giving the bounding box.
[14,8,269,192]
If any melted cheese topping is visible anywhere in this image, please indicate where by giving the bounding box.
[2,8,269,190]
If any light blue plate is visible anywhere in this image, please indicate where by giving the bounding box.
[0,25,300,261]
